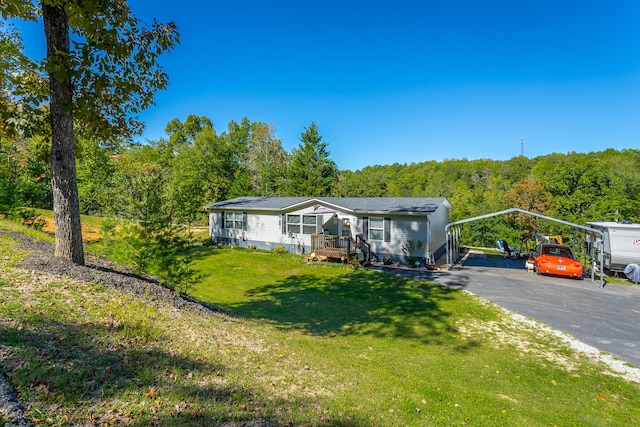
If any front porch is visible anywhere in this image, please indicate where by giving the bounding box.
[310,233,371,263]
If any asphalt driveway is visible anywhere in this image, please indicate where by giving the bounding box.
[372,253,640,368]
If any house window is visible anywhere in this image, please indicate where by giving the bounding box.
[341,218,352,237]
[287,214,317,235]
[225,212,243,230]
[369,217,384,241]
[302,215,317,235]
[286,214,300,233]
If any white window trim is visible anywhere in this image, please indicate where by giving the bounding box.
[369,216,384,241]
[287,214,319,235]
[225,212,243,230]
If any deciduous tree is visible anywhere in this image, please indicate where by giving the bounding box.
[1,1,179,264]
[168,125,235,225]
[247,122,287,196]
[160,114,213,164]
[503,179,554,249]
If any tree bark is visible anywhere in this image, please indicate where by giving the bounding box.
[43,3,85,265]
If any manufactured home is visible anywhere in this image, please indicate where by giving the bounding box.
[586,221,640,272]
[204,197,453,266]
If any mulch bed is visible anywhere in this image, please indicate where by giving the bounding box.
[2,230,224,315]
[0,229,225,426]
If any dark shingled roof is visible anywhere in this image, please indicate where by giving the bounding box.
[204,197,451,215]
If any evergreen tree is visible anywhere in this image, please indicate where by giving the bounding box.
[286,122,338,196]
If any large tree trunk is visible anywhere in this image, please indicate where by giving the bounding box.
[43,3,85,265]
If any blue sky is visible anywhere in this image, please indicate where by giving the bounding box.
[13,1,640,170]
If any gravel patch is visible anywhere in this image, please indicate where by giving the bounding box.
[0,372,31,427]
[507,311,640,383]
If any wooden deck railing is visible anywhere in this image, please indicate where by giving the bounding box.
[355,234,371,263]
[311,234,355,260]
[310,233,371,263]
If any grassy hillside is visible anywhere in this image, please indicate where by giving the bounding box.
[1,222,639,426]
[30,208,105,242]
[27,209,210,244]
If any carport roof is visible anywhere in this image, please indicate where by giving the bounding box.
[445,208,605,286]
[446,208,604,238]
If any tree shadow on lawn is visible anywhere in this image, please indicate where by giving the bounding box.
[234,270,463,344]
[0,316,292,425]
[1,317,225,399]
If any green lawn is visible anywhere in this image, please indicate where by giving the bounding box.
[1,227,639,426]
[190,246,640,426]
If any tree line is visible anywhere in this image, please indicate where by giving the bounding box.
[340,149,640,250]
[76,116,338,226]
[2,2,639,260]
[3,110,639,250]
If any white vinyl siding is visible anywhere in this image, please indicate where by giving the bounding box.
[429,204,449,255]
[206,198,451,262]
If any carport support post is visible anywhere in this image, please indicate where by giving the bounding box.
[589,234,596,284]
[599,242,604,288]
[446,226,461,270]
[446,230,451,270]
[445,227,458,270]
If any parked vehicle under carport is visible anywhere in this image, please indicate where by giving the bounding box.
[445,208,605,287]
[534,244,583,279]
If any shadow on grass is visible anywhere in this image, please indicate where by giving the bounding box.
[233,270,461,344]
[0,315,299,426]
[1,317,221,397]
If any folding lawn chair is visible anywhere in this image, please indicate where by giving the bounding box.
[501,240,520,259]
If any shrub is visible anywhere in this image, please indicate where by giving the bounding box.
[273,246,287,254]
[16,208,45,231]
[348,257,360,269]
[99,217,199,295]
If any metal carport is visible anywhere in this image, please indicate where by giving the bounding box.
[445,208,605,287]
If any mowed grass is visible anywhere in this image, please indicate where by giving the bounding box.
[190,246,640,426]
[1,224,639,426]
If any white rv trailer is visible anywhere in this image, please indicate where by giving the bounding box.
[586,221,640,272]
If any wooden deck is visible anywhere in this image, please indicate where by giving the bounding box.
[310,234,371,262]
[311,234,355,259]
